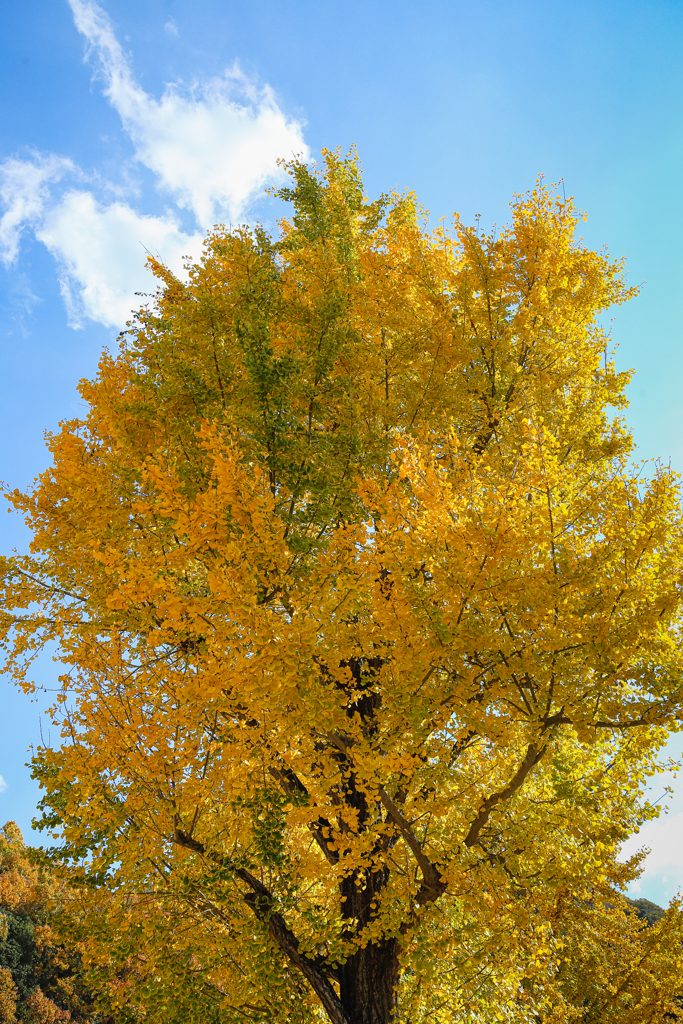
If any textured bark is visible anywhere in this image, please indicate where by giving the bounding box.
[333,659,401,1024]
[338,866,400,1024]
[339,938,400,1024]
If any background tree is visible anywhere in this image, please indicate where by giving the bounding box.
[3,150,683,1023]
[553,880,683,1024]
[0,822,100,1023]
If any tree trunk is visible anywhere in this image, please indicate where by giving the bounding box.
[331,662,401,1024]
[338,938,400,1024]
[338,866,400,1024]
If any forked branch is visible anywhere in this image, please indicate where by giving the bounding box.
[377,787,446,905]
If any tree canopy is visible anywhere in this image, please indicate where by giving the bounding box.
[3,149,683,1024]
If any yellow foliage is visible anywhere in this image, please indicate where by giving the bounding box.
[2,150,683,1024]
[0,968,17,1024]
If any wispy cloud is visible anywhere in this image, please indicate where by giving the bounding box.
[0,776,6,794]
[0,0,308,328]
[0,153,74,265]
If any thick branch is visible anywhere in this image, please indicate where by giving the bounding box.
[218,709,339,866]
[268,764,339,865]
[540,714,664,732]
[449,728,479,765]
[173,827,349,1024]
[323,732,447,905]
[593,716,657,730]
[464,741,547,849]
[377,787,446,906]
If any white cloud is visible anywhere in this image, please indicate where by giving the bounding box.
[164,19,179,37]
[0,0,308,328]
[0,776,6,794]
[621,809,683,880]
[37,190,204,328]
[0,154,74,265]
[68,0,307,227]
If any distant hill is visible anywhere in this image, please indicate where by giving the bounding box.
[630,897,666,926]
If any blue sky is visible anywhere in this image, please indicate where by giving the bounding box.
[2,0,683,905]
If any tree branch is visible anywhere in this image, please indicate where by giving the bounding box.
[464,741,547,849]
[593,716,656,730]
[268,764,339,865]
[377,787,446,906]
[217,709,339,866]
[173,827,349,1024]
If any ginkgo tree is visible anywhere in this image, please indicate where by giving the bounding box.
[3,149,683,1024]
